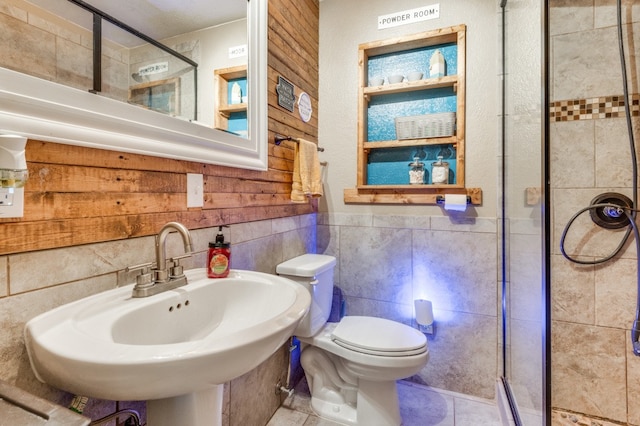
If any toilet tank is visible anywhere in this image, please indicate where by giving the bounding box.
[276,254,336,337]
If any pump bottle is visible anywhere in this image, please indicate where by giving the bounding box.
[207,226,231,278]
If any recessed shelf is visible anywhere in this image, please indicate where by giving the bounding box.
[344,24,478,205]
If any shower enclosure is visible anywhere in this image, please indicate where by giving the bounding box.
[500,0,547,424]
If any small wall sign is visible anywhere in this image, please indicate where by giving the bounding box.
[276,76,295,112]
[228,44,247,59]
[138,62,169,77]
[378,4,440,29]
[298,92,312,122]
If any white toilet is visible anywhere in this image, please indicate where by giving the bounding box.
[277,254,429,426]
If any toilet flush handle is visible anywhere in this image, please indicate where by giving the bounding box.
[310,279,319,286]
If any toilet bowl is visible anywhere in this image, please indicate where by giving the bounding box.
[277,254,429,426]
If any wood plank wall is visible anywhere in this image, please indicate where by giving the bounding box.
[0,0,320,256]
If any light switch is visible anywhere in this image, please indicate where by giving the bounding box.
[186,173,204,208]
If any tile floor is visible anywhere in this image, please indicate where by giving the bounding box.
[267,379,503,426]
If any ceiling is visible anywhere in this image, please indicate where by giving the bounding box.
[27,0,247,41]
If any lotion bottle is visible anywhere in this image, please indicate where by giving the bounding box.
[207,226,231,278]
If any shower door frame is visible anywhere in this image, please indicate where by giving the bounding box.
[499,0,551,425]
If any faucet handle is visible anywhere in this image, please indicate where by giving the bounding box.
[169,254,191,279]
[126,262,155,289]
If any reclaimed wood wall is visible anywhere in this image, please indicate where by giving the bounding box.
[0,0,319,256]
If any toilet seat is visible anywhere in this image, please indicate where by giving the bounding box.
[331,316,427,357]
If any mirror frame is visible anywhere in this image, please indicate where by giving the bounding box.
[0,0,268,171]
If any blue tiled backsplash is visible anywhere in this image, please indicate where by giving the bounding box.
[367,43,458,83]
[366,43,458,185]
[367,145,457,185]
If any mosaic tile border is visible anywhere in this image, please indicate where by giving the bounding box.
[550,94,640,122]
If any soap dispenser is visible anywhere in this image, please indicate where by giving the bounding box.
[207,226,231,278]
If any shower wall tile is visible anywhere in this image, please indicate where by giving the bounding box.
[595,0,640,29]
[551,254,595,325]
[0,1,28,21]
[552,187,637,260]
[550,121,595,189]
[552,321,627,423]
[552,26,621,101]
[549,0,594,36]
[594,257,637,328]
[626,337,640,426]
[595,117,640,188]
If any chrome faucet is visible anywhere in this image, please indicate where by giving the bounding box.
[129,222,194,298]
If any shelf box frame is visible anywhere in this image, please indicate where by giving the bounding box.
[214,65,247,131]
[346,24,479,205]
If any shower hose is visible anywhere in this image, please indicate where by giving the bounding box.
[559,0,640,355]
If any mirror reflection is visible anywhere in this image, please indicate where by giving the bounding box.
[1,0,248,137]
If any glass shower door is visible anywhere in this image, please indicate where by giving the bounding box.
[500,0,545,424]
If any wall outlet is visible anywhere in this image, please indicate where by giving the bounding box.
[186,173,204,208]
[0,187,24,218]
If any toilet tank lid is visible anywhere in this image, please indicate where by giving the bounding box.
[276,254,336,277]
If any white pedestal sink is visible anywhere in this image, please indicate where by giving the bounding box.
[24,269,311,426]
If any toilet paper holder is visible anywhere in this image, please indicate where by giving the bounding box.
[435,195,471,205]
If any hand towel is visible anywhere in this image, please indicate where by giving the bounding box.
[291,138,323,203]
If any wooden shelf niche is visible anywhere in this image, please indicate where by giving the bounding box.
[344,24,481,205]
[214,65,248,137]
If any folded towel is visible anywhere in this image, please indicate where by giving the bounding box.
[291,138,323,202]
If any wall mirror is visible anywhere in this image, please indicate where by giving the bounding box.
[0,0,268,170]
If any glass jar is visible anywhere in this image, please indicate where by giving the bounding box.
[408,157,425,184]
[431,156,449,184]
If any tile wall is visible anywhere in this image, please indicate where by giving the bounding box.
[0,0,129,100]
[550,0,640,424]
[317,212,499,399]
[0,214,316,426]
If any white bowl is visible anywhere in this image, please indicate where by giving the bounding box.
[369,77,384,86]
[407,72,424,81]
[388,74,404,84]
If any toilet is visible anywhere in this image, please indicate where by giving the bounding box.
[276,254,429,426]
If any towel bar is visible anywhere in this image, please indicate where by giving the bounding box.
[274,134,324,152]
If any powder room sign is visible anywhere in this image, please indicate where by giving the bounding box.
[276,76,295,112]
[377,4,440,29]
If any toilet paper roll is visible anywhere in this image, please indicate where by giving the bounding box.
[444,194,468,212]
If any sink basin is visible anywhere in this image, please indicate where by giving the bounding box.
[24,269,310,425]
